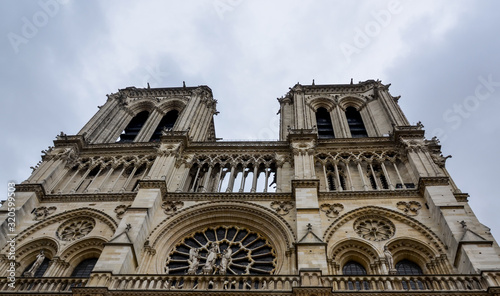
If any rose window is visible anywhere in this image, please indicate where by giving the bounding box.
[165,226,276,275]
[57,218,95,241]
[353,216,395,241]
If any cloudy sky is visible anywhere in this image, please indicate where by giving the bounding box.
[1,1,499,241]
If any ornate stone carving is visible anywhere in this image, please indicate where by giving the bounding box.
[161,201,184,215]
[57,218,95,241]
[165,226,276,275]
[33,206,57,221]
[353,216,395,242]
[396,201,422,216]
[114,205,130,219]
[320,203,344,218]
[23,250,45,277]
[270,201,294,215]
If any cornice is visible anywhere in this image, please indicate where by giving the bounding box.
[418,176,450,195]
[138,180,167,196]
[300,80,383,94]
[43,192,136,202]
[12,183,45,201]
[164,192,293,201]
[454,193,469,202]
[318,189,420,200]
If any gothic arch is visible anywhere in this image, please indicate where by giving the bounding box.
[148,201,296,274]
[157,98,187,114]
[307,96,336,112]
[16,237,59,276]
[6,208,117,250]
[329,238,379,274]
[323,206,446,254]
[127,100,156,115]
[337,94,366,111]
[385,237,445,274]
[59,237,106,276]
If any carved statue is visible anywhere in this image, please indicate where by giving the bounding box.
[25,250,45,276]
[384,246,395,274]
[187,248,200,275]
[203,242,219,274]
[219,247,232,275]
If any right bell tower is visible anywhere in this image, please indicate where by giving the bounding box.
[278,79,500,276]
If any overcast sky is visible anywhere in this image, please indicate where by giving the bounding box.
[1,1,499,241]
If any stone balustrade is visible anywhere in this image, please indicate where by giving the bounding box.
[0,277,87,293]
[1,273,497,293]
[105,274,300,291]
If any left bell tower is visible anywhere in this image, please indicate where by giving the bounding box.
[78,85,217,144]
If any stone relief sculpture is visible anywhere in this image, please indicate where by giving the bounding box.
[187,248,200,275]
[219,248,233,275]
[24,250,45,277]
[203,242,220,275]
[384,246,396,274]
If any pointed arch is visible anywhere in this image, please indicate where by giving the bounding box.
[329,238,379,274]
[4,208,117,251]
[323,206,446,254]
[147,201,296,274]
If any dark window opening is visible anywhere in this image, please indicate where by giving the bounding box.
[345,107,367,138]
[316,107,335,139]
[117,111,149,143]
[150,110,179,142]
[71,258,98,277]
[327,174,336,191]
[343,261,370,290]
[396,259,423,275]
[343,261,367,275]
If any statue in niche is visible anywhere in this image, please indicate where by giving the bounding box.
[384,246,396,274]
[24,250,45,277]
[187,248,200,275]
[219,247,232,275]
[203,242,219,275]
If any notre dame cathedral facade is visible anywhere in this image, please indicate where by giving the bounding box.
[1,80,500,295]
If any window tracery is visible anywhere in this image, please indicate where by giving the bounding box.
[165,226,276,275]
[353,216,395,242]
[57,218,96,241]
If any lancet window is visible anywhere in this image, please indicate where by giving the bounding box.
[316,151,415,192]
[182,154,279,193]
[117,110,149,143]
[150,110,179,142]
[316,107,335,139]
[51,155,154,194]
[345,107,368,138]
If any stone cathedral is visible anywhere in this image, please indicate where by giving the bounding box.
[1,80,500,296]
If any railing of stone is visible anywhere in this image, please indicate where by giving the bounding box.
[106,275,300,291]
[0,277,87,292]
[321,275,485,291]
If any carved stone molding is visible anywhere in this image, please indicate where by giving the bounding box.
[161,201,184,215]
[396,201,422,216]
[353,216,395,242]
[114,205,131,219]
[320,203,344,218]
[270,201,294,216]
[33,206,57,221]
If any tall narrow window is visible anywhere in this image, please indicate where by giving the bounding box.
[316,107,335,139]
[117,111,149,143]
[150,110,179,142]
[71,258,98,277]
[345,107,367,138]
